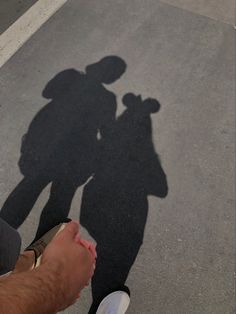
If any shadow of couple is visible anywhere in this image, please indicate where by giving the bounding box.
[0,56,168,313]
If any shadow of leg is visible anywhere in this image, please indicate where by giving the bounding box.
[0,177,49,229]
[88,241,141,314]
[34,178,78,240]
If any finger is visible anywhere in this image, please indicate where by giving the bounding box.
[89,243,97,259]
[79,238,91,249]
[58,221,79,241]
[79,239,97,259]
[75,233,81,243]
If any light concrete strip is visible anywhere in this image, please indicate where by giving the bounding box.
[0,0,68,68]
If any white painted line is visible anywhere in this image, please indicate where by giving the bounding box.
[0,0,68,68]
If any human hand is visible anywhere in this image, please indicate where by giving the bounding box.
[41,221,96,310]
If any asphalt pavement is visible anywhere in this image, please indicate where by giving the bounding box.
[0,1,235,313]
[0,0,38,34]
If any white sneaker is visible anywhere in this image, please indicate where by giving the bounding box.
[96,288,130,314]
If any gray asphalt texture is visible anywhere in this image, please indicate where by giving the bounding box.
[0,1,235,313]
[0,0,38,34]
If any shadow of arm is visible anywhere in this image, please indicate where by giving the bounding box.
[42,69,79,99]
[145,155,168,198]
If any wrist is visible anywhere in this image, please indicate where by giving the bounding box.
[37,262,66,312]
[0,259,68,314]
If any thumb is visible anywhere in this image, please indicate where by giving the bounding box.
[57,221,79,241]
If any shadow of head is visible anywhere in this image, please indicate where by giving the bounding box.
[122,93,160,114]
[86,55,127,84]
[42,56,127,101]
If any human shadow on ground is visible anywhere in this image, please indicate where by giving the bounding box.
[80,93,168,313]
[0,56,126,240]
[0,56,168,313]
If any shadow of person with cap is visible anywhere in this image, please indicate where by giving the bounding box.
[80,93,168,313]
[0,56,127,240]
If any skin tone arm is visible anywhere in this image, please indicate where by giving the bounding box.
[0,221,96,314]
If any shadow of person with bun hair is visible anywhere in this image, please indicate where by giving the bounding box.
[0,56,126,241]
[80,93,168,313]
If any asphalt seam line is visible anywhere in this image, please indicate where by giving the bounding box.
[0,0,68,69]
